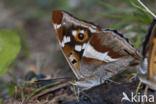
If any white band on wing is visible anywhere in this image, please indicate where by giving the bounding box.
[83,43,118,62]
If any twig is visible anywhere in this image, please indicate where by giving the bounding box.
[30,82,71,100]
[137,0,156,18]
[130,1,146,12]
[136,81,142,103]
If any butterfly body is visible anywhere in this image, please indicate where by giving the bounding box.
[52,10,139,90]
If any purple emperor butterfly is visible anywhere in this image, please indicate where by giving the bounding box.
[52,10,140,90]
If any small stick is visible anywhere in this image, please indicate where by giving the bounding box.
[137,0,156,18]
[136,81,142,103]
[30,82,71,100]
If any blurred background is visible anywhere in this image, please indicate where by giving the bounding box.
[0,0,155,103]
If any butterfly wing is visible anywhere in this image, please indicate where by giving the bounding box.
[148,20,156,79]
[52,10,140,89]
[143,19,156,78]
[52,10,100,79]
[75,30,140,89]
[139,19,156,90]
[74,30,140,89]
[80,30,139,77]
[140,19,156,75]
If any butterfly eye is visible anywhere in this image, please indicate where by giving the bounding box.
[74,30,88,42]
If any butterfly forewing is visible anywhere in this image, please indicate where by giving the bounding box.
[52,10,101,79]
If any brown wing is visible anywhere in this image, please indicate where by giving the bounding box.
[80,30,140,77]
[148,19,156,79]
[88,30,139,58]
[52,10,101,79]
[52,10,100,42]
[52,10,139,81]
[142,19,156,57]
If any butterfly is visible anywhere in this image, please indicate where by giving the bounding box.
[52,10,140,90]
[139,19,156,90]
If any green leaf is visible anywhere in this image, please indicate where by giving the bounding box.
[29,81,60,98]
[9,85,15,96]
[0,29,20,77]
[21,88,25,102]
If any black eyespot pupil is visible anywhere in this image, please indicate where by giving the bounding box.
[78,33,84,40]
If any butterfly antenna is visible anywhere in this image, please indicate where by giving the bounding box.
[137,0,156,19]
